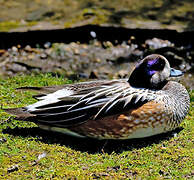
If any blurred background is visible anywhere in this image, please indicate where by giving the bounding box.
[0,0,193,89]
[0,0,194,31]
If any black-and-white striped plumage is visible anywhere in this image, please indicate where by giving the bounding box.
[23,80,157,127]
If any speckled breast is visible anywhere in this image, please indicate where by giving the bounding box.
[69,101,173,139]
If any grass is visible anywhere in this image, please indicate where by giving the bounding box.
[0,21,38,32]
[0,74,193,179]
[0,21,20,32]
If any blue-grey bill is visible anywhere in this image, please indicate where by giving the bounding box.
[170,68,183,77]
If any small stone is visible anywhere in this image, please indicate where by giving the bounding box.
[0,138,7,143]
[94,41,101,47]
[65,47,71,52]
[82,44,88,49]
[40,53,47,59]
[173,133,177,137]
[73,48,79,55]
[117,70,128,78]
[31,152,47,166]
[105,41,113,48]
[130,36,135,40]
[45,49,52,55]
[89,71,99,79]
[114,40,118,44]
[44,42,51,49]
[99,172,109,176]
[92,174,100,179]
[7,165,19,173]
[25,45,32,51]
[160,146,167,150]
[94,58,101,63]
[82,166,89,170]
[90,31,96,38]
[17,44,21,49]
[79,73,88,79]
[12,46,18,52]
[112,166,120,171]
[28,54,35,60]
[38,152,47,160]
[159,169,164,175]
[20,19,26,25]
[12,63,27,72]
[141,43,146,48]
[0,49,6,55]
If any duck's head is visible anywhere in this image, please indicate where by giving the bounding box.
[128,54,183,89]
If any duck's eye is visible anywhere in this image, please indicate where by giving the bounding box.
[149,60,165,70]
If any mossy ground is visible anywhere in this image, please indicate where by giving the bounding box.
[0,0,194,31]
[0,74,193,179]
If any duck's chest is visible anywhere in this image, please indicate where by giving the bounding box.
[69,101,175,139]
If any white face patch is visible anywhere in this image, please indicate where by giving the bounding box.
[27,88,73,111]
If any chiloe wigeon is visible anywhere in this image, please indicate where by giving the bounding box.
[5,54,190,139]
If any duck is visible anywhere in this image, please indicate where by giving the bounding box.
[5,54,190,139]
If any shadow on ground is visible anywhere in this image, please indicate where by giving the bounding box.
[3,126,183,154]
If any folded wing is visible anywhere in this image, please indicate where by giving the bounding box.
[23,81,157,127]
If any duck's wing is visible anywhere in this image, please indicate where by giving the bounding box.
[16,80,117,100]
[6,80,158,127]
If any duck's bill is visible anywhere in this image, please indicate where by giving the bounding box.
[170,68,183,77]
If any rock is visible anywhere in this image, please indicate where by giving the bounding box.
[89,71,99,79]
[90,31,97,38]
[73,48,80,55]
[7,165,19,173]
[11,62,27,72]
[117,69,128,78]
[103,41,113,48]
[12,46,18,52]
[40,53,47,59]
[44,42,51,49]
[24,45,32,52]
[79,73,89,79]
[0,49,6,56]
[145,38,174,49]
[0,138,7,143]
[98,172,109,177]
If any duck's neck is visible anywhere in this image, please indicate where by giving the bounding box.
[162,81,190,126]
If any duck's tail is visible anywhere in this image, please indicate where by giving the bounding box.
[4,107,35,121]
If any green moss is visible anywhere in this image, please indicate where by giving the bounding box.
[0,74,193,179]
[0,21,38,32]
[26,21,38,27]
[64,8,110,28]
[0,21,20,32]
